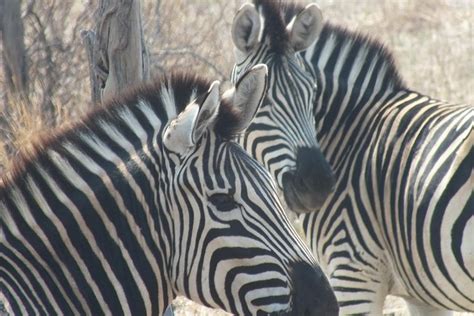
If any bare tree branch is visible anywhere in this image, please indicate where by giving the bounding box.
[81,30,102,105]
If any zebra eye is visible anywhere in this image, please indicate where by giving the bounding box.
[209,193,238,212]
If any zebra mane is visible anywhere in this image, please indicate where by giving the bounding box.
[0,72,241,191]
[253,0,306,54]
[252,0,405,88]
[314,22,406,89]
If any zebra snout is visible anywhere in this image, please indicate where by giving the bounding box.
[282,147,336,213]
[290,261,339,316]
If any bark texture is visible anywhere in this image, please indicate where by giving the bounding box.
[1,0,28,103]
[83,0,149,104]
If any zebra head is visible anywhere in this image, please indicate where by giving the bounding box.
[0,66,336,316]
[231,0,336,214]
[161,65,337,315]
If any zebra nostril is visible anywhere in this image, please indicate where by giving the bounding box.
[295,146,335,194]
[290,261,338,316]
[281,146,336,213]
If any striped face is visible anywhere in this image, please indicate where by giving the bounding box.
[164,132,337,315]
[161,66,338,315]
[231,1,336,214]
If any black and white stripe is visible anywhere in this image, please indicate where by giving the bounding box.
[232,46,318,188]
[0,69,338,315]
[303,23,473,314]
[232,1,473,315]
[231,0,335,215]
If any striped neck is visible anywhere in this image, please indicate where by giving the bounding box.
[0,97,177,314]
[304,23,406,169]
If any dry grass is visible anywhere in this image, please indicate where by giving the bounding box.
[0,0,472,315]
[0,96,78,172]
[0,98,47,170]
[316,0,473,104]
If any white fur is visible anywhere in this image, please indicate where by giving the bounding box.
[223,64,268,133]
[287,4,323,52]
[163,81,221,155]
[232,4,261,53]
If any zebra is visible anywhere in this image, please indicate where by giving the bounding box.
[0,65,339,315]
[230,0,336,215]
[231,1,473,315]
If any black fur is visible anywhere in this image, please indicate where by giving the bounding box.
[253,0,306,54]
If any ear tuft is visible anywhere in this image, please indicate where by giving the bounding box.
[163,81,221,155]
[232,3,261,53]
[162,103,200,154]
[287,4,323,52]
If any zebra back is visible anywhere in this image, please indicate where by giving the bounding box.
[304,21,473,313]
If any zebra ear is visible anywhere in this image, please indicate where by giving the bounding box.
[223,64,268,133]
[192,80,221,143]
[163,81,221,154]
[232,3,261,53]
[287,4,323,52]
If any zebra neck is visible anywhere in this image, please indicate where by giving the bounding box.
[0,101,174,314]
[305,23,406,169]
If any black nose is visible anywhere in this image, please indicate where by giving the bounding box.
[282,147,336,213]
[291,261,339,316]
[295,147,335,194]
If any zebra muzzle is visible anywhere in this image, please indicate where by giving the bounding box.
[288,261,339,316]
[282,146,336,213]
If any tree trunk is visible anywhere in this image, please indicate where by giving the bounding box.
[1,0,29,105]
[83,0,149,105]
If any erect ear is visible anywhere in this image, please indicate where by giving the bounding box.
[287,4,323,52]
[163,81,220,154]
[232,3,261,53]
[222,64,268,133]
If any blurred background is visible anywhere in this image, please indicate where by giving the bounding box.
[0,0,472,170]
[0,0,472,314]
